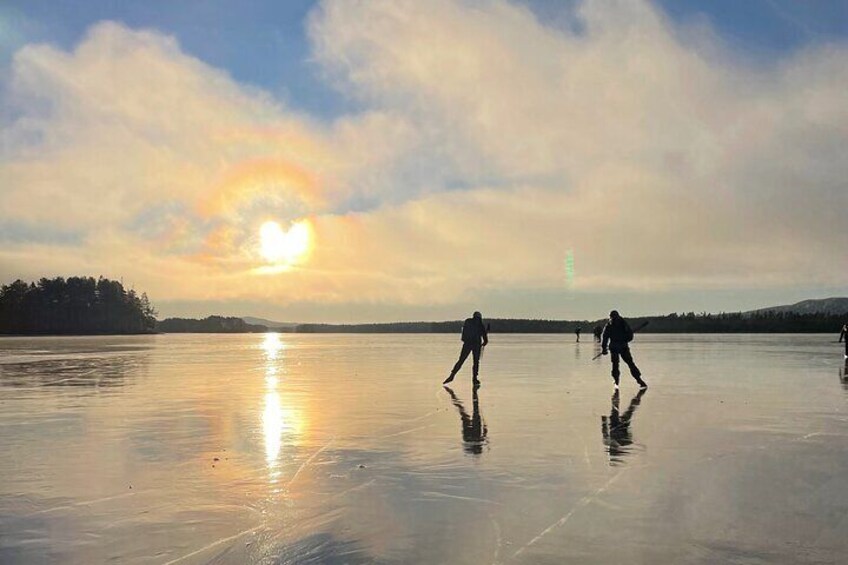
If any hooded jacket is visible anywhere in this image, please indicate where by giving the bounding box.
[461,315,488,346]
[602,317,634,350]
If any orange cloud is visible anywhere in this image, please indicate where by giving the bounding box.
[200,158,322,218]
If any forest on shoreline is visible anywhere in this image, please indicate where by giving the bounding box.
[0,277,156,335]
[292,311,848,334]
[157,316,267,333]
[2,277,846,335]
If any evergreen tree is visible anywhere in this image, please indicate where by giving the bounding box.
[0,276,157,334]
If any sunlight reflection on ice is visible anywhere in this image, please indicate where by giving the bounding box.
[260,333,302,482]
[263,391,283,472]
[262,332,284,361]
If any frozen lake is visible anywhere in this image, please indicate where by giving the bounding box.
[1,333,847,564]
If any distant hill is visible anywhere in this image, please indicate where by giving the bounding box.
[241,316,297,331]
[746,297,848,316]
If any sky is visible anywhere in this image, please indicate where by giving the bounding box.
[1,0,847,323]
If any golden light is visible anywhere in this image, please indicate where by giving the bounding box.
[262,332,284,361]
[259,332,304,480]
[263,391,284,467]
[262,387,304,469]
[259,220,311,266]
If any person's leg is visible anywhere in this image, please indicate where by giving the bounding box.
[471,345,481,382]
[620,348,646,386]
[445,343,472,384]
[610,350,621,387]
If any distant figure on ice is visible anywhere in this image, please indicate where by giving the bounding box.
[444,386,488,455]
[601,388,646,464]
[575,326,582,342]
[840,323,848,358]
[444,311,488,386]
[602,310,647,389]
[593,325,603,342]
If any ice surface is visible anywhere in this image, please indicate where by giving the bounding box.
[1,333,847,564]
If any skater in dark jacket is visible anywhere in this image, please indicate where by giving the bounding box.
[840,324,848,357]
[444,311,488,386]
[602,310,646,389]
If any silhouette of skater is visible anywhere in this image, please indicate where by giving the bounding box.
[593,325,603,342]
[444,311,488,386]
[575,326,582,342]
[601,388,646,464]
[444,386,488,455]
[840,324,848,357]
[602,310,646,389]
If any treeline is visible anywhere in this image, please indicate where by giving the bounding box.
[628,311,848,333]
[294,319,590,333]
[0,277,157,335]
[296,321,462,333]
[291,312,848,334]
[4,277,844,336]
[157,316,267,333]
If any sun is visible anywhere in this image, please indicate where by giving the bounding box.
[259,220,311,266]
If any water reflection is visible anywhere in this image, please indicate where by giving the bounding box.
[264,389,284,469]
[839,359,848,391]
[263,332,284,361]
[444,386,488,455]
[260,333,301,481]
[601,389,646,465]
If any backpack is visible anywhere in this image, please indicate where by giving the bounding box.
[624,322,634,343]
[461,318,478,342]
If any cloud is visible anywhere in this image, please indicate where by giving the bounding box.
[308,0,848,287]
[1,1,847,317]
[0,21,417,298]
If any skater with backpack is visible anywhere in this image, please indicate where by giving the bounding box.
[444,311,488,387]
[601,310,647,389]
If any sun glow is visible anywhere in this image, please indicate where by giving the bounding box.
[259,220,311,266]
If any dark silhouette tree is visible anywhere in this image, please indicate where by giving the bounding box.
[0,276,157,335]
[156,316,266,333]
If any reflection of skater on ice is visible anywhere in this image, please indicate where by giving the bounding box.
[444,386,488,455]
[444,311,488,386]
[601,388,646,464]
